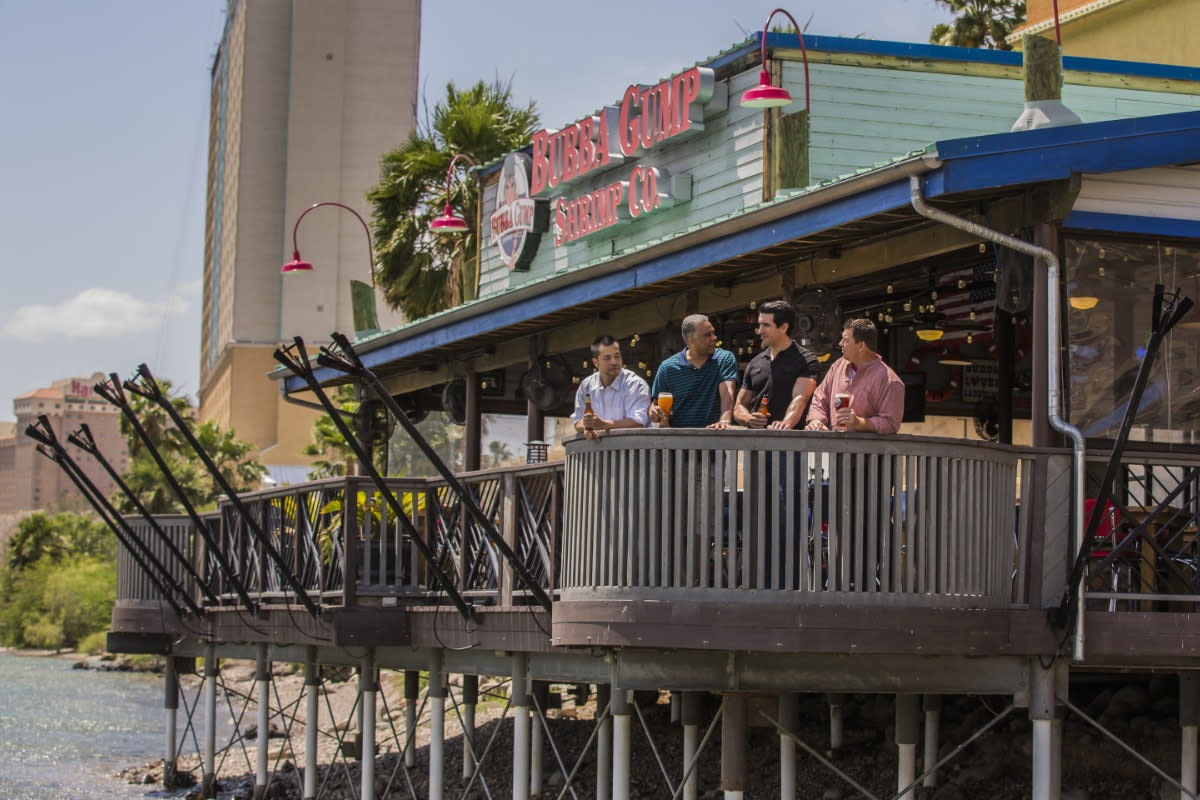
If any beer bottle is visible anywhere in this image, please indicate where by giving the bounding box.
[584,393,593,415]
[759,395,769,415]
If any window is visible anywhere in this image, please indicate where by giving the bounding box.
[1065,237,1200,441]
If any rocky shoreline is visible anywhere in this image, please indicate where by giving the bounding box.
[58,654,1184,800]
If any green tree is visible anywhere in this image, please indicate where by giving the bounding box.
[369,79,539,320]
[930,0,1026,50]
[304,386,375,479]
[486,440,513,468]
[111,378,265,513]
[5,512,113,572]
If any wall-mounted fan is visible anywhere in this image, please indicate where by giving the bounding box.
[973,400,1000,442]
[792,288,842,354]
[441,378,467,424]
[519,356,572,412]
[354,398,395,447]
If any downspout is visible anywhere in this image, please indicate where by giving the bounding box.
[909,175,1087,660]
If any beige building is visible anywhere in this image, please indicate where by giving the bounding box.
[0,375,128,514]
[1012,0,1200,67]
[199,0,418,475]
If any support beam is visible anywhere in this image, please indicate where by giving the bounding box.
[429,651,445,800]
[360,652,377,800]
[612,686,632,800]
[721,693,747,799]
[597,684,613,800]
[462,674,479,780]
[164,657,180,791]
[1030,660,1060,800]
[202,643,217,799]
[779,694,799,800]
[513,654,531,800]
[828,693,845,752]
[304,647,319,800]
[464,368,481,471]
[1182,674,1199,800]
[923,695,943,788]
[681,691,701,800]
[254,644,270,800]
[896,694,920,800]
[531,681,548,798]
[404,670,419,769]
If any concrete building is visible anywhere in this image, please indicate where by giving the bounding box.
[0,375,128,514]
[1013,0,1199,67]
[198,0,418,475]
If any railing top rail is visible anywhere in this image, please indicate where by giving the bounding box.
[1085,444,1200,468]
[565,428,1029,461]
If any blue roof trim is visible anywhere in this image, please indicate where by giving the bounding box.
[764,32,1200,82]
[927,111,1200,197]
[1064,211,1200,239]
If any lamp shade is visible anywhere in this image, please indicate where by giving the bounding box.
[281,250,313,273]
[740,69,794,108]
[1069,295,1099,310]
[430,202,470,233]
[915,328,944,342]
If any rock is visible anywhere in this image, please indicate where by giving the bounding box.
[546,769,565,787]
[1105,684,1152,718]
[822,786,845,800]
[931,783,966,800]
[142,772,155,784]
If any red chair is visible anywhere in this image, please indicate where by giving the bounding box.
[1086,498,1137,611]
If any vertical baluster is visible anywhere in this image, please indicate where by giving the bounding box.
[713,449,725,590]
[784,447,796,592]
[879,454,893,593]
[840,452,853,592]
[636,449,647,588]
[685,450,696,588]
[796,450,810,593]
[651,448,663,588]
[756,449,767,590]
[813,452,826,593]
[860,451,873,593]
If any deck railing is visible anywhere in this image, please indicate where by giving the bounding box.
[561,430,1063,609]
[114,464,566,612]
[1083,445,1200,612]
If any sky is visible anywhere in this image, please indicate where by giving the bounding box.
[0,0,954,422]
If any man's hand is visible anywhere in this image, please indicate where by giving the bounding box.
[745,410,768,429]
[707,419,734,430]
[767,419,792,430]
[835,407,859,431]
[648,404,665,425]
[581,412,612,437]
[805,419,830,431]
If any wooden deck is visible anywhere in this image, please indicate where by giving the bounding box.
[110,432,1200,672]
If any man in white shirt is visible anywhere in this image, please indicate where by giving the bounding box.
[573,335,650,440]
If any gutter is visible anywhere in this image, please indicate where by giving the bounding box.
[909,174,1087,661]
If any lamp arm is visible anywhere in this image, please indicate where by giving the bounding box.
[442,153,478,202]
[290,201,376,289]
[760,7,810,113]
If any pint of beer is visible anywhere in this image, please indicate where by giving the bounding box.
[834,392,851,430]
[657,392,674,417]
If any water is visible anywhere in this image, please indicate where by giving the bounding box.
[0,651,166,800]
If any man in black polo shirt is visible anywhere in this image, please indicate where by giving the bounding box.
[733,299,822,590]
[733,300,820,429]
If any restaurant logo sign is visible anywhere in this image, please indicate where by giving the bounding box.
[528,66,712,246]
[488,153,549,272]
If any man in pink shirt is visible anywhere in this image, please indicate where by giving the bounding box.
[806,318,904,434]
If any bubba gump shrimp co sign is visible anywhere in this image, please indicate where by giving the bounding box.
[489,66,713,269]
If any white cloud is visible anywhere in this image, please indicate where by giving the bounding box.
[2,287,193,343]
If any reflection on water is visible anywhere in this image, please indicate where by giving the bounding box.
[0,650,164,800]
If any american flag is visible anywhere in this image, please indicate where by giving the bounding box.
[935,261,997,345]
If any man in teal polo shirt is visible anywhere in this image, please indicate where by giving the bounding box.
[648,314,739,428]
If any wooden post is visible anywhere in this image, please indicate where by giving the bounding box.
[464,368,481,471]
[1023,34,1062,103]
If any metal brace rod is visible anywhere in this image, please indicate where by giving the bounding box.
[666,701,723,800]
[321,331,553,612]
[553,702,611,800]
[25,421,199,617]
[94,374,258,612]
[529,690,581,800]
[448,690,495,800]
[1060,696,1197,800]
[632,697,678,797]
[67,423,220,606]
[125,364,321,618]
[458,695,514,800]
[756,709,882,800]
[274,338,475,622]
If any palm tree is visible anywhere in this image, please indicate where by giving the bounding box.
[486,440,513,468]
[369,79,539,320]
[930,0,1025,50]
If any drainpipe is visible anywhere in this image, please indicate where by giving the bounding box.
[909,174,1087,660]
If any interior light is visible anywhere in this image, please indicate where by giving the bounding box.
[1069,296,1099,310]
[916,328,944,342]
